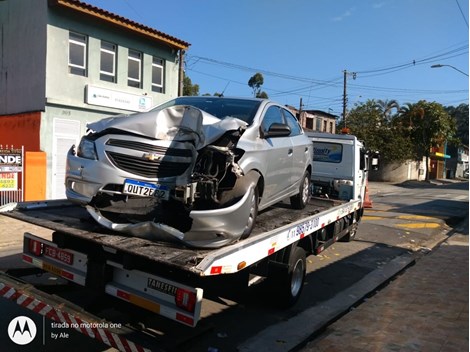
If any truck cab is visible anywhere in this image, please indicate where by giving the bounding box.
[306,132,374,204]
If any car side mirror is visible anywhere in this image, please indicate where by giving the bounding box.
[263,123,291,138]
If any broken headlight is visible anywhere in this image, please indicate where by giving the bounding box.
[77,137,97,160]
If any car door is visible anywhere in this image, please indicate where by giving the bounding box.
[282,108,309,189]
[259,105,294,206]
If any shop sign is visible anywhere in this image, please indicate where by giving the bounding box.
[86,85,153,112]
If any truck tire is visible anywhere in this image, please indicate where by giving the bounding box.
[290,171,310,209]
[340,222,358,242]
[269,245,306,307]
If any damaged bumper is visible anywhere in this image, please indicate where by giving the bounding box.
[85,186,255,249]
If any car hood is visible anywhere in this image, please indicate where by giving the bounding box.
[87,105,247,150]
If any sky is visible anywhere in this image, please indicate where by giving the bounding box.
[84,0,469,117]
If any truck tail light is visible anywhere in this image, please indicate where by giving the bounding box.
[28,239,43,256]
[175,288,197,313]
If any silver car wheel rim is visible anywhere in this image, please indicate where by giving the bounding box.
[246,191,257,229]
[301,177,309,204]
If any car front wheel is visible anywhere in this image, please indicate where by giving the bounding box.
[240,185,259,239]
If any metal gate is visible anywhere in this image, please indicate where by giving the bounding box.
[0,145,24,206]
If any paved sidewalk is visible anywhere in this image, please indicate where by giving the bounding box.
[299,217,469,352]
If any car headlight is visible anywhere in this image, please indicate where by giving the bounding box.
[77,137,97,160]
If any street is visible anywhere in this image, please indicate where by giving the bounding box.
[0,180,468,351]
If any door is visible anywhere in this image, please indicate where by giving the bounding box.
[52,118,80,199]
[282,108,309,189]
[259,106,293,205]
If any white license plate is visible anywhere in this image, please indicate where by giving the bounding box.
[123,179,169,200]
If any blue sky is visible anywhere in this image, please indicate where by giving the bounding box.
[85,0,468,116]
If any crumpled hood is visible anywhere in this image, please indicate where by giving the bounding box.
[87,105,247,150]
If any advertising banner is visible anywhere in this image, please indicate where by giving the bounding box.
[0,172,18,191]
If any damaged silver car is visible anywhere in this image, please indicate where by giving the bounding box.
[66,97,313,248]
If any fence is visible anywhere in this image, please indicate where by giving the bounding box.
[0,145,24,206]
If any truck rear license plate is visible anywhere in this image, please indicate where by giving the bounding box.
[44,245,74,265]
[123,179,169,200]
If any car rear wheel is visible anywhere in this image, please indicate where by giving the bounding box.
[290,171,310,209]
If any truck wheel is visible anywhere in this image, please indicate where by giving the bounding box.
[340,222,358,242]
[290,171,310,209]
[240,186,259,239]
[269,246,306,307]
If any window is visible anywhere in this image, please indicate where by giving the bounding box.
[306,117,313,130]
[69,32,87,76]
[152,57,164,93]
[128,50,142,88]
[313,142,343,163]
[282,108,301,136]
[100,41,116,82]
[329,121,334,133]
[316,118,322,131]
[261,106,284,133]
[323,120,327,132]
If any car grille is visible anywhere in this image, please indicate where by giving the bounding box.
[106,139,192,157]
[106,151,192,178]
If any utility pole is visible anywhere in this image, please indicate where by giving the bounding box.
[342,70,347,128]
[342,70,356,129]
[298,97,304,124]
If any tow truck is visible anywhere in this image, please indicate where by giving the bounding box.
[0,132,377,351]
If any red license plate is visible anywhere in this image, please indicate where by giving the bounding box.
[43,245,74,265]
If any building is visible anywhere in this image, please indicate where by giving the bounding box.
[0,0,189,199]
[287,107,337,134]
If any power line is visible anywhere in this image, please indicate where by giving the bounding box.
[455,0,469,28]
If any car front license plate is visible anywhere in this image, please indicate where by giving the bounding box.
[123,179,169,200]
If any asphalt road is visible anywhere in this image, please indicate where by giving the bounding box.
[0,180,468,352]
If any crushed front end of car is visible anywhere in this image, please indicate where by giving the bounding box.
[66,105,258,248]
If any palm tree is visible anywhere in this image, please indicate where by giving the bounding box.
[375,99,400,121]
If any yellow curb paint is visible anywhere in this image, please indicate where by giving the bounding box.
[362,216,385,220]
[397,215,436,220]
[395,223,441,229]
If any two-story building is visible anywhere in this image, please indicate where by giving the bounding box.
[0,0,189,199]
[287,106,337,134]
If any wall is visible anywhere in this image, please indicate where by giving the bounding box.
[0,112,41,151]
[0,0,47,115]
[369,159,426,182]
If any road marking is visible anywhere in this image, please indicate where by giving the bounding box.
[395,223,441,229]
[397,215,435,220]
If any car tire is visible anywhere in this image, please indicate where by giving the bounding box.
[240,185,259,239]
[290,171,310,209]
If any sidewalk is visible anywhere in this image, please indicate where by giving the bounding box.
[300,217,469,352]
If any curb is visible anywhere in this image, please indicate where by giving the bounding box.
[238,253,415,352]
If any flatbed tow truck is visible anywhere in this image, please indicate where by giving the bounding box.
[0,132,376,351]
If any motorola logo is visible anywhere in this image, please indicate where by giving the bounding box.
[8,316,37,345]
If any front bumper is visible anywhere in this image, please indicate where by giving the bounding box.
[86,185,255,249]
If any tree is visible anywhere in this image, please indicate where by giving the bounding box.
[248,73,268,98]
[375,99,400,121]
[445,103,469,146]
[182,75,199,96]
[398,101,457,180]
[346,100,414,163]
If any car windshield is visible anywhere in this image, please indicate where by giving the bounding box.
[152,97,262,125]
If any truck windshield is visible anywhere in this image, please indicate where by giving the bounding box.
[152,97,262,125]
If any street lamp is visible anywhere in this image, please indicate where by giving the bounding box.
[431,64,469,77]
